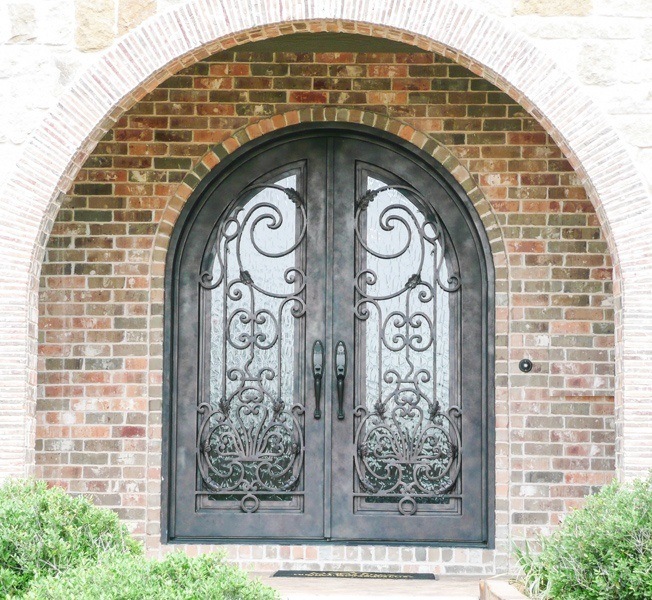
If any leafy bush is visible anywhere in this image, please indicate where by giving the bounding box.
[0,479,140,596]
[25,551,279,600]
[0,479,278,599]
[517,475,652,599]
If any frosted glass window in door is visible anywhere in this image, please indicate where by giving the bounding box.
[353,175,461,511]
[199,174,307,506]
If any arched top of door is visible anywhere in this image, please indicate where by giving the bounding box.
[155,109,506,279]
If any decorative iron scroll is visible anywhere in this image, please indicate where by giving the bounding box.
[354,179,462,516]
[197,179,306,513]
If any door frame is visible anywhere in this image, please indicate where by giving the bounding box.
[161,122,496,548]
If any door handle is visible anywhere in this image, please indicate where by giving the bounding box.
[335,341,347,420]
[312,340,324,419]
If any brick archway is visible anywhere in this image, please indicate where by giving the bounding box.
[0,0,650,480]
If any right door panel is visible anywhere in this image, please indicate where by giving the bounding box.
[329,136,490,544]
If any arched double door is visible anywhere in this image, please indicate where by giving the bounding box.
[164,124,494,546]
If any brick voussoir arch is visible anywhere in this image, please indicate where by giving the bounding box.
[1,0,650,480]
[152,107,507,263]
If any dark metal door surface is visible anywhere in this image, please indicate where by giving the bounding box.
[329,137,489,543]
[164,125,493,546]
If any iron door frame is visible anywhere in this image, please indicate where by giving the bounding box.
[162,123,495,547]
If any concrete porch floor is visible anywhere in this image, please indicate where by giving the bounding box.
[256,573,483,599]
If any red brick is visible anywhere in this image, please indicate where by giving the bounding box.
[289,91,328,103]
[36,50,614,558]
[114,426,146,438]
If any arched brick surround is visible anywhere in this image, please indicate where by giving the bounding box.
[144,109,510,565]
[151,107,507,260]
[1,0,649,483]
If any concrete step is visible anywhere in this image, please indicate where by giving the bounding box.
[257,574,482,599]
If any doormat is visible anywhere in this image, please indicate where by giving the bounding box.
[272,570,437,580]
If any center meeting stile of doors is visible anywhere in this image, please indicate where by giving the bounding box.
[163,124,494,547]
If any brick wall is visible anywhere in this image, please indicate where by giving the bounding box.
[36,50,615,573]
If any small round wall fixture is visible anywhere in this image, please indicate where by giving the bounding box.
[519,358,533,373]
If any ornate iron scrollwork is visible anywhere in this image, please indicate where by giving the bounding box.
[197,181,306,513]
[353,180,462,516]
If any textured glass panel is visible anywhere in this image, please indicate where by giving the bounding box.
[354,175,461,515]
[197,175,306,510]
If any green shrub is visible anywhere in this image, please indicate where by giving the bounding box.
[0,479,278,599]
[24,551,279,600]
[517,475,652,599]
[0,479,140,596]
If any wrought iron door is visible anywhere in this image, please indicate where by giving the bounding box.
[164,125,493,545]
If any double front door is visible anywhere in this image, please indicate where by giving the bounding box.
[166,125,492,545]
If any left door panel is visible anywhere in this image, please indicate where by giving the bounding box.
[168,137,327,541]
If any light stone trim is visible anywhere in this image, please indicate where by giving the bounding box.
[480,578,528,600]
[0,0,649,482]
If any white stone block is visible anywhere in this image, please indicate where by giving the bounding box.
[8,3,36,44]
[35,0,75,46]
[579,41,618,85]
[593,0,652,17]
[613,114,652,148]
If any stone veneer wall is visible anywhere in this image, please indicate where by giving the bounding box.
[36,50,615,574]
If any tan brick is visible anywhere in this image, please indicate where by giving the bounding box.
[75,0,115,51]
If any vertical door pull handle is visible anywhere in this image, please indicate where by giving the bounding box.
[312,340,324,419]
[335,341,347,420]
